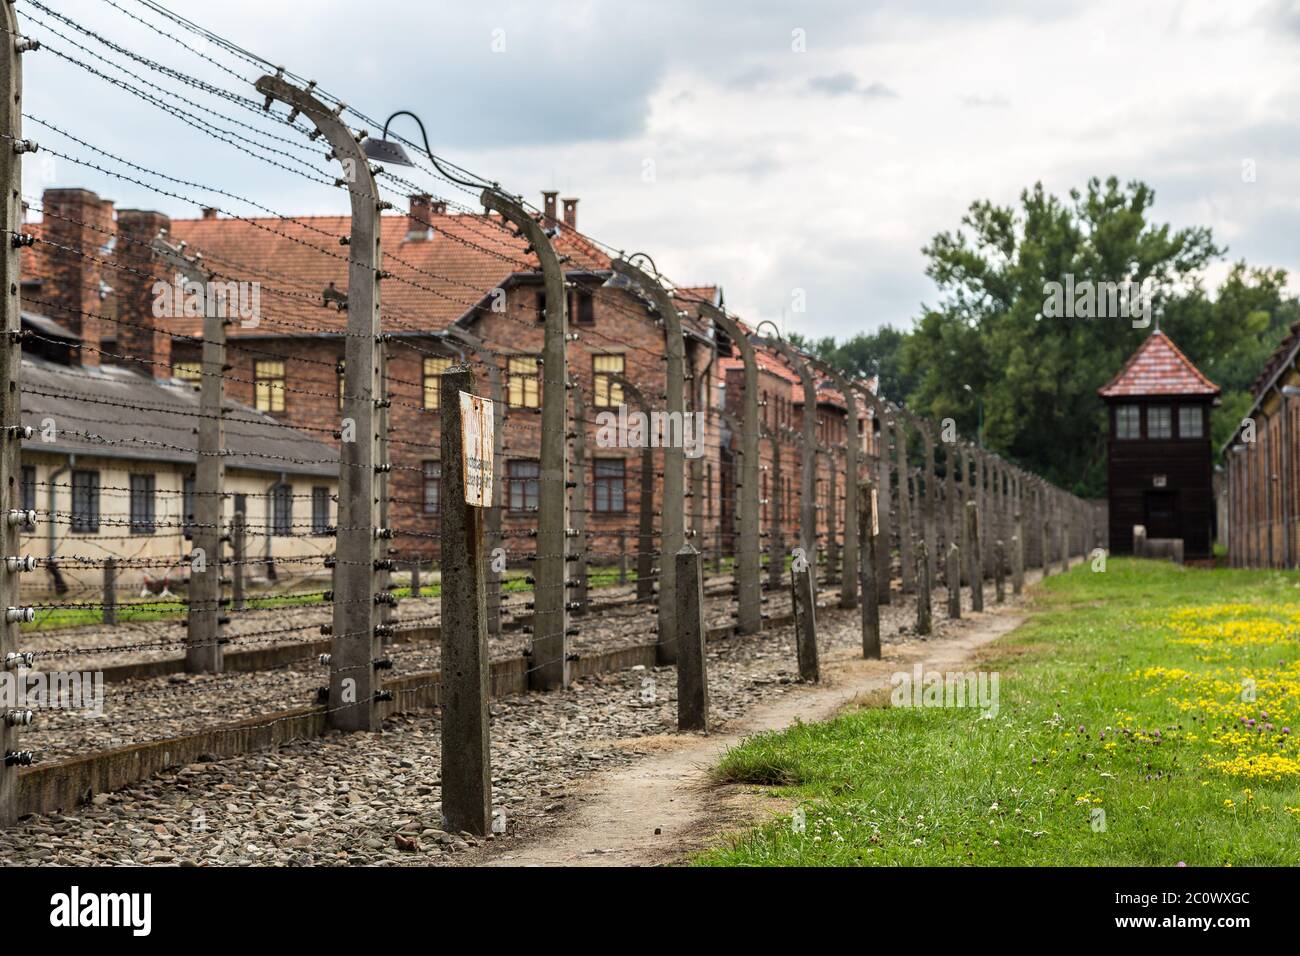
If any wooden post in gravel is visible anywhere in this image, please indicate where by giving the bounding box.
[675,544,709,732]
[967,501,984,612]
[792,560,820,682]
[859,479,880,658]
[915,538,932,636]
[102,557,117,626]
[994,539,1005,603]
[439,367,492,837]
[946,543,961,619]
[1012,510,1024,596]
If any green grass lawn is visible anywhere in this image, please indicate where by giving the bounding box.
[696,558,1300,866]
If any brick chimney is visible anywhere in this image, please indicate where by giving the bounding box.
[39,188,115,368]
[201,207,219,221]
[114,209,172,377]
[541,191,558,230]
[562,198,578,230]
[407,193,434,241]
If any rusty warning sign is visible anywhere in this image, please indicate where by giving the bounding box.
[460,390,494,507]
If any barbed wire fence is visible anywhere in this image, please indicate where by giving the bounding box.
[0,0,1099,833]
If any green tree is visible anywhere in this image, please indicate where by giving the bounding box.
[903,176,1224,496]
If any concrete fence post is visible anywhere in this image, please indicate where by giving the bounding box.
[760,337,820,591]
[675,544,708,732]
[618,530,628,585]
[231,511,246,611]
[256,73,380,727]
[409,558,420,599]
[792,561,820,682]
[438,366,492,836]
[897,421,914,592]
[1039,484,1051,578]
[768,434,784,592]
[826,454,840,583]
[486,191,570,690]
[702,306,762,632]
[613,259,685,665]
[171,242,225,675]
[875,411,894,605]
[806,358,861,610]
[946,543,961,619]
[1012,510,1024,596]
[915,538,932,636]
[967,501,984,612]
[571,385,589,615]
[1059,507,1069,574]
[994,539,1005,603]
[859,479,880,658]
[0,0,24,825]
[102,557,117,626]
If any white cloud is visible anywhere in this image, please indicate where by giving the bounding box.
[18,0,1300,340]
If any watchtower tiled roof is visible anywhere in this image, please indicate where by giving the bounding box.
[1097,329,1219,398]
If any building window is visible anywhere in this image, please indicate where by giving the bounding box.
[71,470,100,533]
[271,483,293,536]
[130,474,156,534]
[508,356,540,408]
[1179,405,1203,439]
[507,459,540,512]
[183,475,196,538]
[20,465,35,532]
[1116,405,1140,440]
[423,460,441,515]
[255,360,286,412]
[572,289,595,325]
[1148,405,1171,439]
[593,354,625,407]
[172,361,202,388]
[422,356,453,409]
[312,486,331,534]
[593,458,626,513]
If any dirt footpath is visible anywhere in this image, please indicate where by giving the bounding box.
[480,600,1030,867]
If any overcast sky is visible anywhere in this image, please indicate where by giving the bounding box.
[18,0,1300,340]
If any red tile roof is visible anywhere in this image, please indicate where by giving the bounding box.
[1098,330,1219,398]
[162,209,611,339]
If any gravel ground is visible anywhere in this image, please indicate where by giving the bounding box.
[17,571,747,672]
[1,575,1031,866]
[16,573,800,763]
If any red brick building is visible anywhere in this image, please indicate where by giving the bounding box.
[22,186,869,572]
